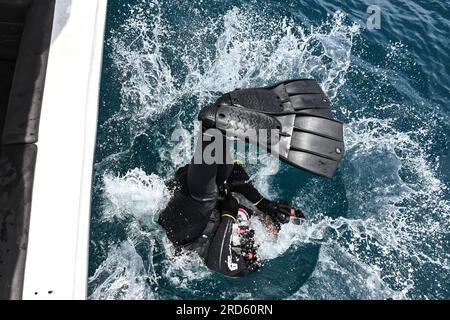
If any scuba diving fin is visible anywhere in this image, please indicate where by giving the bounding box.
[199,79,345,178]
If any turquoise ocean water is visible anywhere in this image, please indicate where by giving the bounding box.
[88,0,450,299]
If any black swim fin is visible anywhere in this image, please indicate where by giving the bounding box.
[199,79,345,178]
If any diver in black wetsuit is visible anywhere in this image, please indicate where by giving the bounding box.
[158,138,304,276]
[158,79,345,277]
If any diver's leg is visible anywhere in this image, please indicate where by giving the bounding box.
[187,135,220,202]
[216,164,234,187]
[188,129,233,201]
[159,129,222,245]
[215,136,234,186]
[227,163,272,212]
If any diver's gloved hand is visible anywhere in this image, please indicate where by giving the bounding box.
[221,194,239,219]
[267,201,305,226]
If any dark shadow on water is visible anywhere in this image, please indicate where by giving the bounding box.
[218,244,321,299]
[150,242,321,300]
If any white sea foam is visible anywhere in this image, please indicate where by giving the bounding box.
[106,4,359,142]
[283,116,450,299]
[89,240,153,300]
[102,168,170,222]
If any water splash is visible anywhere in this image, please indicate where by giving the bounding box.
[104,4,359,143]
[286,115,450,299]
[89,240,153,300]
[90,0,450,300]
[102,168,170,222]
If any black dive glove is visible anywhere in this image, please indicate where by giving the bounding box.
[267,201,305,226]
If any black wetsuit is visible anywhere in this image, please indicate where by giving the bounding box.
[158,132,272,277]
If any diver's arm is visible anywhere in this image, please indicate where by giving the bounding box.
[228,164,305,229]
[226,163,272,211]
